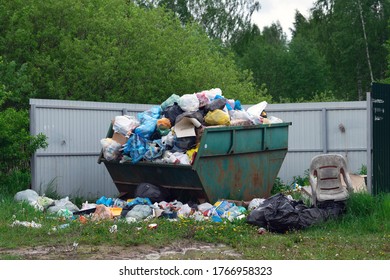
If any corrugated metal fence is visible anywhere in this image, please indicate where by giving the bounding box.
[30,99,368,198]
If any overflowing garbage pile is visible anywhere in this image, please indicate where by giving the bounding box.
[12,188,249,226]
[100,88,283,164]
[13,189,345,233]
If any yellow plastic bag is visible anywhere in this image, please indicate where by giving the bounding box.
[204,109,230,126]
[186,145,199,164]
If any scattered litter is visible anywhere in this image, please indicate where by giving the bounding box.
[257,227,267,235]
[47,197,80,213]
[109,224,118,233]
[148,223,158,230]
[11,220,42,228]
[91,205,113,221]
[58,223,70,229]
[125,205,153,221]
[56,209,73,219]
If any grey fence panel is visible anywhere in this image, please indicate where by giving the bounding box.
[266,102,367,184]
[30,99,151,198]
[30,99,368,198]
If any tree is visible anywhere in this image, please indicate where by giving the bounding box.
[0,0,266,107]
[133,0,261,43]
[295,0,390,100]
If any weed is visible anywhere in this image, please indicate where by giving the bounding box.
[40,178,60,199]
[358,164,367,175]
[293,169,310,186]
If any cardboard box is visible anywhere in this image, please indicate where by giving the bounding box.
[112,132,127,145]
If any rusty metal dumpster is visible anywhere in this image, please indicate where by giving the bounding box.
[98,122,290,202]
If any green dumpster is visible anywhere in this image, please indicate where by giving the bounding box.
[98,122,291,202]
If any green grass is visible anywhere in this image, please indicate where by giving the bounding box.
[0,190,389,260]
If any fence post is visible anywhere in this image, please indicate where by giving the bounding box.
[366,92,372,194]
[322,108,328,154]
[30,104,37,191]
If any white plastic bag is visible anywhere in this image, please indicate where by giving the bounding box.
[178,94,199,112]
[204,88,222,100]
[247,101,267,118]
[248,198,266,211]
[177,204,192,218]
[100,138,122,161]
[268,116,283,124]
[113,115,140,136]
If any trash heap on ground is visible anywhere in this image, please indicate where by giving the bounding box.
[100,88,283,164]
[13,188,346,233]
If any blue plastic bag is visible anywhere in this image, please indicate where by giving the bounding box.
[96,196,113,207]
[123,134,148,163]
[134,114,157,139]
[144,139,165,161]
[127,197,152,207]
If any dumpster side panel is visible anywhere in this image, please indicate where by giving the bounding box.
[103,161,205,194]
[194,124,289,201]
[195,150,287,202]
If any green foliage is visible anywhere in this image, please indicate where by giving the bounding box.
[0,57,36,110]
[358,164,367,175]
[232,22,334,102]
[271,177,287,195]
[0,108,47,196]
[293,169,310,186]
[300,0,390,100]
[0,0,262,107]
[134,0,261,43]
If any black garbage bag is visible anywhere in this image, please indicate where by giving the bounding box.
[173,136,197,151]
[175,111,205,126]
[247,193,345,233]
[134,183,170,204]
[163,103,184,126]
[204,98,226,113]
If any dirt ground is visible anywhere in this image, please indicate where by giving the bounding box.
[0,240,242,260]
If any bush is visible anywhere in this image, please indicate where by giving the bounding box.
[0,108,47,196]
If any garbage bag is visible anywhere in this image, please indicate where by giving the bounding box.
[248,198,266,211]
[125,204,152,221]
[247,193,345,233]
[247,101,268,118]
[47,197,80,213]
[144,139,165,161]
[173,136,196,151]
[156,118,171,136]
[91,205,113,221]
[161,131,174,148]
[196,92,210,108]
[204,88,222,100]
[161,94,180,110]
[134,183,170,203]
[174,111,203,138]
[100,138,122,161]
[123,134,148,163]
[14,189,39,203]
[178,94,199,112]
[204,98,226,113]
[134,113,157,139]
[113,115,139,136]
[163,103,184,126]
[175,111,204,127]
[204,109,230,126]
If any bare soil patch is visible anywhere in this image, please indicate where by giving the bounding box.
[0,240,242,260]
